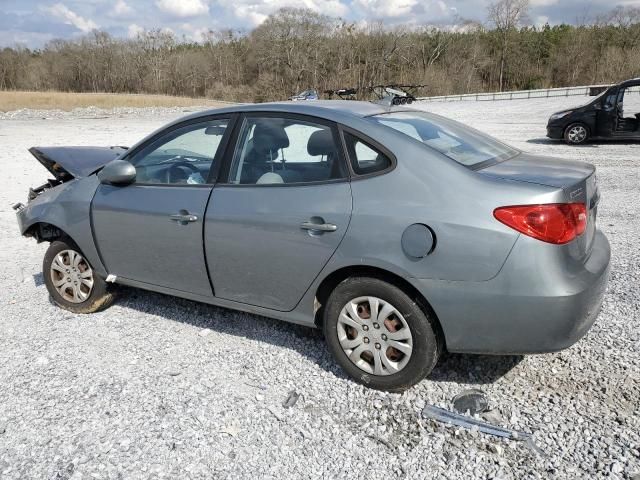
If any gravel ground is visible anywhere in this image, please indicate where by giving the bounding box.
[0,98,638,479]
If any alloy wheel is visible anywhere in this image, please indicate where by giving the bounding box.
[567,125,587,143]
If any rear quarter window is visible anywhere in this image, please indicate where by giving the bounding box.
[343,132,392,176]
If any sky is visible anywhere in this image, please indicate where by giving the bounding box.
[0,0,632,47]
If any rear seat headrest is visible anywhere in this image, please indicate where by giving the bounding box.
[307,129,336,156]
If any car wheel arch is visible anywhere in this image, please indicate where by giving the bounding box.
[25,221,71,244]
[313,265,446,351]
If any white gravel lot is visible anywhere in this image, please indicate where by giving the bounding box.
[0,98,639,480]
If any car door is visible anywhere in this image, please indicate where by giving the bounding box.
[205,113,352,311]
[596,89,619,136]
[91,116,234,297]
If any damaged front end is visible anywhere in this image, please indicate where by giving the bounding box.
[14,145,128,242]
[21,146,128,204]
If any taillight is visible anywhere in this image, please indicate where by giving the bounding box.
[493,203,587,245]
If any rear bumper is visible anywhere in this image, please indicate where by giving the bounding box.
[409,229,611,354]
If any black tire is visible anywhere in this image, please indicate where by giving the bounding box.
[323,277,441,392]
[43,240,114,314]
[564,123,589,145]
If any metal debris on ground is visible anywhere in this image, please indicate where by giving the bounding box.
[267,406,284,422]
[282,390,300,408]
[452,389,489,415]
[422,405,545,456]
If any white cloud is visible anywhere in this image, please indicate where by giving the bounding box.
[127,23,145,38]
[111,0,134,18]
[45,3,98,33]
[216,0,350,27]
[156,0,209,18]
[180,23,214,42]
[535,15,550,26]
[530,0,558,6]
[353,0,417,17]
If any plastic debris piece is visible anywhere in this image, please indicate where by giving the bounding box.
[423,404,530,441]
[282,390,300,408]
[423,404,546,457]
[220,425,240,437]
[452,389,489,415]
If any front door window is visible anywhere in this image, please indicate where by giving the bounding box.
[131,119,229,184]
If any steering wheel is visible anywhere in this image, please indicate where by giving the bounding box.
[166,160,201,183]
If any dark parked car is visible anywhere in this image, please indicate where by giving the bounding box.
[547,78,640,144]
[15,101,610,391]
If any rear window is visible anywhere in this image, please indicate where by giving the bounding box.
[367,111,518,167]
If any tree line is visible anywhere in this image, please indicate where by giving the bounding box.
[0,2,639,102]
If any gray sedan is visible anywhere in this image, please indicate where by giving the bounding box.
[14,101,611,391]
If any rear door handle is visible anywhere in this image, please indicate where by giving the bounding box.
[300,221,337,232]
[170,213,198,223]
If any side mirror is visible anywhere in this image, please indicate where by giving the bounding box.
[98,159,136,186]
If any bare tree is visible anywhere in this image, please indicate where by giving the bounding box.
[1,6,639,102]
[487,0,530,91]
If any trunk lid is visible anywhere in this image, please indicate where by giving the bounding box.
[478,152,595,188]
[480,153,599,256]
[29,146,128,180]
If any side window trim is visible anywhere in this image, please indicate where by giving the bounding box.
[122,114,237,186]
[338,125,397,180]
[218,112,349,187]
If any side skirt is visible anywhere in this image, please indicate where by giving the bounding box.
[113,276,317,328]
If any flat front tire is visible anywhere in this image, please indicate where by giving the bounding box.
[43,240,114,314]
[323,277,440,392]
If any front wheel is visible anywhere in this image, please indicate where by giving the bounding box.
[43,240,115,314]
[564,123,589,145]
[323,277,441,392]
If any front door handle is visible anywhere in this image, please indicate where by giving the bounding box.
[300,221,337,232]
[170,212,198,223]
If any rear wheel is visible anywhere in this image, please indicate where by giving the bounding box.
[323,277,440,391]
[564,123,589,145]
[43,240,114,314]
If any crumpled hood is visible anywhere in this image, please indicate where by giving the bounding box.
[29,146,128,180]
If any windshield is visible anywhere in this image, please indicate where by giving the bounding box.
[572,87,612,109]
[367,111,518,167]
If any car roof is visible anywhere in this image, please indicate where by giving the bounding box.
[618,78,640,88]
[194,100,388,118]
[168,101,396,130]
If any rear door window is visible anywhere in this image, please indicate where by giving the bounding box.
[228,116,346,185]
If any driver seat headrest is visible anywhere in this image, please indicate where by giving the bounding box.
[253,122,290,154]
